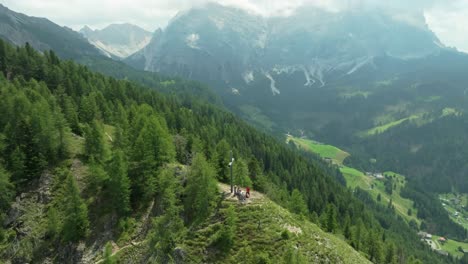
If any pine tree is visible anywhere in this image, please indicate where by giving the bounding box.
[326,204,337,233]
[343,214,352,240]
[150,168,185,260]
[214,139,231,182]
[366,231,383,263]
[102,242,116,264]
[79,95,98,123]
[62,172,89,242]
[132,115,175,201]
[247,157,262,188]
[385,243,396,264]
[233,158,252,188]
[0,166,14,212]
[87,161,108,194]
[0,39,7,76]
[289,189,308,216]
[108,150,131,216]
[62,96,81,135]
[46,207,60,239]
[184,154,218,224]
[84,120,108,162]
[112,126,129,151]
[213,205,237,252]
[0,165,15,239]
[9,147,26,183]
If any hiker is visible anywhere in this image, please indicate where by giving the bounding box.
[238,191,246,202]
[246,186,250,198]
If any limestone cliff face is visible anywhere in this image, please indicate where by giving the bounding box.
[80,24,152,59]
[125,3,443,94]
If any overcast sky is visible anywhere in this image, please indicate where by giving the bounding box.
[2,0,468,52]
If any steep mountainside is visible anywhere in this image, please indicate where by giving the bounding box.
[80,24,152,59]
[124,3,468,247]
[0,4,102,59]
[0,37,451,263]
[125,3,443,93]
[125,3,468,195]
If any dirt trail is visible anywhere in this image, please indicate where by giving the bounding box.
[94,241,143,264]
[218,183,264,204]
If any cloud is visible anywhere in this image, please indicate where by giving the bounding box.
[425,1,468,52]
[1,0,468,52]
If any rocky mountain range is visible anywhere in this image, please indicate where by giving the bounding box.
[125,3,446,96]
[80,23,152,59]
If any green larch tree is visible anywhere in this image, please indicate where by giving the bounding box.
[184,153,218,225]
[62,172,89,242]
[289,189,308,216]
[108,150,131,217]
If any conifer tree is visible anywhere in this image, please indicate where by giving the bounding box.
[0,166,14,212]
[184,154,218,224]
[102,242,116,264]
[0,40,7,76]
[84,120,108,162]
[132,115,175,200]
[213,205,237,252]
[326,204,337,233]
[108,150,131,216]
[150,168,185,260]
[343,214,352,240]
[289,189,308,216]
[214,139,231,182]
[46,207,60,239]
[62,172,89,242]
[233,158,252,188]
[79,95,99,123]
[87,161,108,194]
[385,243,396,264]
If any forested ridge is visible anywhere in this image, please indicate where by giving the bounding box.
[0,40,456,263]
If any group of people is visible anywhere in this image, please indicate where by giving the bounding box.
[233,185,251,200]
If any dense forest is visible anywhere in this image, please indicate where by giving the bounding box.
[0,40,457,263]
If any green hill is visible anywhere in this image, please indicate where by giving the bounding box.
[431,235,468,259]
[110,183,370,263]
[287,135,349,165]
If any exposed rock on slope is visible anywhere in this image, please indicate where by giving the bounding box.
[80,24,152,59]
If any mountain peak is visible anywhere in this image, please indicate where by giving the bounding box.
[80,23,152,59]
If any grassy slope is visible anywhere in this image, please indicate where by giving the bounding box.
[288,136,419,224]
[287,136,349,165]
[431,235,468,259]
[177,183,369,264]
[360,114,420,137]
[72,128,367,263]
[113,183,370,263]
[360,107,462,137]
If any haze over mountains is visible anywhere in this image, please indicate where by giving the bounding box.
[125,3,446,94]
[80,23,152,58]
